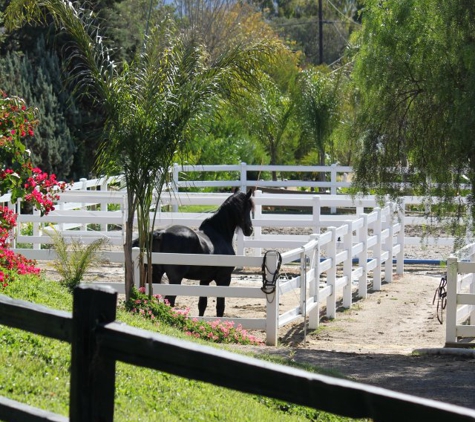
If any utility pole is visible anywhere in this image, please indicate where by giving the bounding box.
[319,0,323,64]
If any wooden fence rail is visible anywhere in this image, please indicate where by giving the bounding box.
[1,285,475,422]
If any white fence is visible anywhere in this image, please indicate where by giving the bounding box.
[445,245,475,347]
[8,185,403,345]
[3,164,468,248]
[126,198,401,345]
[169,162,352,195]
[1,169,467,345]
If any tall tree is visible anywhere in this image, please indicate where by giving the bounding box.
[239,76,297,178]
[5,0,279,299]
[295,67,340,181]
[350,0,475,238]
[0,37,77,179]
[267,0,361,65]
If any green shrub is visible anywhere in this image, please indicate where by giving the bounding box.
[48,229,110,291]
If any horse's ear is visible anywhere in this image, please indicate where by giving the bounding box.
[246,188,253,199]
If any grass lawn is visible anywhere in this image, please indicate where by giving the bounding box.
[0,274,368,421]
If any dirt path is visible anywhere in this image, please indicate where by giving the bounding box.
[245,271,475,410]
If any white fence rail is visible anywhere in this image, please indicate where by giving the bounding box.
[445,246,475,347]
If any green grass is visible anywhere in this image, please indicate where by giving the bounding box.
[178,204,218,213]
[0,275,369,421]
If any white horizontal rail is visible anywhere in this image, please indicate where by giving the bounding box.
[147,252,263,268]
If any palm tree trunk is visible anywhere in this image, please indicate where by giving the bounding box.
[124,192,135,301]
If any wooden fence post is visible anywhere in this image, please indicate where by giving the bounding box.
[70,285,118,422]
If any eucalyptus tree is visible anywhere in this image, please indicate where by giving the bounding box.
[350,0,475,240]
[5,0,279,299]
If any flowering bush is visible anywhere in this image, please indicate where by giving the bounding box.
[125,287,264,346]
[0,205,40,288]
[0,90,67,288]
[0,206,17,248]
[0,91,66,215]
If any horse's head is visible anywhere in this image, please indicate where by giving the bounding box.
[237,189,254,237]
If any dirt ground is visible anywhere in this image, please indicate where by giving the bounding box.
[40,256,475,411]
[240,268,475,411]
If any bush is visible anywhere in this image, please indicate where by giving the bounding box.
[49,229,110,291]
[125,287,264,346]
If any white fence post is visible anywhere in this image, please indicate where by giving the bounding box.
[330,163,337,214]
[372,208,382,290]
[470,250,475,325]
[312,196,321,234]
[326,227,337,319]
[308,234,320,329]
[171,164,180,212]
[445,256,458,345]
[397,199,405,275]
[384,204,393,283]
[264,252,281,346]
[358,214,368,298]
[235,228,245,256]
[240,162,247,192]
[252,190,263,257]
[300,247,308,336]
[342,222,353,308]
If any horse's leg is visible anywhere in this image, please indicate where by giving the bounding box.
[216,277,231,318]
[198,280,210,316]
[164,269,180,307]
[150,264,175,305]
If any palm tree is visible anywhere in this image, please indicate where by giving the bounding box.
[296,68,341,187]
[5,0,279,299]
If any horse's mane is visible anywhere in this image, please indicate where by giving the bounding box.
[199,191,253,236]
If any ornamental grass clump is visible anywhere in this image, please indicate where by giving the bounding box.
[49,229,110,292]
[125,287,263,346]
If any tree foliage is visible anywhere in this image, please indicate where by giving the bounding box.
[5,0,280,298]
[0,37,77,179]
[295,67,341,171]
[350,0,475,236]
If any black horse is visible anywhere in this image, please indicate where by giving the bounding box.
[135,189,254,317]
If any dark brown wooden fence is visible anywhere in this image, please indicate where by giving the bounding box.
[1,285,475,422]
